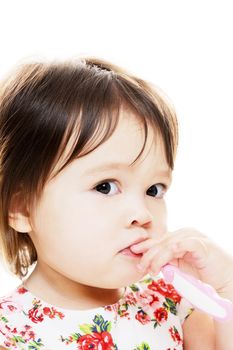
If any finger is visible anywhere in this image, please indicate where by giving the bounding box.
[137,236,207,274]
[175,237,209,269]
[130,238,155,253]
[137,241,183,272]
[156,228,207,247]
[148,245,187,275]
[148,237,209,275]
[136,245,160,272]
[133,230,204,255]
[169,227,207,239]
[137,236,193,267]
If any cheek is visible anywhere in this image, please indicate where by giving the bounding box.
[150,201,168,238]
[30,212,111,281]
[30,193,114,262]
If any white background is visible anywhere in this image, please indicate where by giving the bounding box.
[0,0,232,295]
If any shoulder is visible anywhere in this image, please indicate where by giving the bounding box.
[183,309,215,349]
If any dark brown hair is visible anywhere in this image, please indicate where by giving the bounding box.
[0,56,178,279]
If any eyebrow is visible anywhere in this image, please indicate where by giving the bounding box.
[82,162,172,180]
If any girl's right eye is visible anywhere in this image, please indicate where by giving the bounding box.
[94,180,120,195]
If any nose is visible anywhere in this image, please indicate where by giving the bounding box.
[127,199,153,229]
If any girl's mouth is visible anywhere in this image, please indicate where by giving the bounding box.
[120,247,143,258]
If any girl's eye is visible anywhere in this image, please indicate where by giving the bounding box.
[95,180,119,195]
[94,181,167,198]
[146,184,167,198]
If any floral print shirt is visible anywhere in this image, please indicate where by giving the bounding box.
[0,274,194,350]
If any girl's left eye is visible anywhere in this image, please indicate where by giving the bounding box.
[94,180,167,198]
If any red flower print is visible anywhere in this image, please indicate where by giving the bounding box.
[43,307,51,314]
[105,305,114,312]
[0,323,36,345]
[124,292,137,305]
[8,305,18,312]
[3,342,11,348]
[149,279,181,303]
[77,331,114,350]
[136,289,160,313]
[28,307,44,323]
[105,302,131,320]
[169,326,183,345]
[28,330,36,339]
[0,299,23,313]
[43,306,65,320]
[154,307,168,322]
[135,310,151,324]
[118,308,130,319]
[17,287,28,294]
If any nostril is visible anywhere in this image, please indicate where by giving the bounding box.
[131,220,139,225]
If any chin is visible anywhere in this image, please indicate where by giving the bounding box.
[113,270,148,288]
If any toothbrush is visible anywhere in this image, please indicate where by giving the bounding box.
[161,264,233,323]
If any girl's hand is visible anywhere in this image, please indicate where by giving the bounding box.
[131,227,233,295]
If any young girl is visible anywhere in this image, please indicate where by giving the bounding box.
[0,57,232,350]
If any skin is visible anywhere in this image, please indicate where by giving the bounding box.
[8,109,233,349]
[10,109,172,310]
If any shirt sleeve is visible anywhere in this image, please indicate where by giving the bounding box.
[177,296,195,325]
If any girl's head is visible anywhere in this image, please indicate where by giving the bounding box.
[0,57,178,287]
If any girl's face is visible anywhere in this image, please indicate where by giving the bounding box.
[28,110,172,289]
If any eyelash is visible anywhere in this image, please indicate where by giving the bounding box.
[93,179,168,199]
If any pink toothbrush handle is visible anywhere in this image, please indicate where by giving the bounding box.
[161,264,233,322]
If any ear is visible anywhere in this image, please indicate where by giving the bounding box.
[8,192,33,233]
